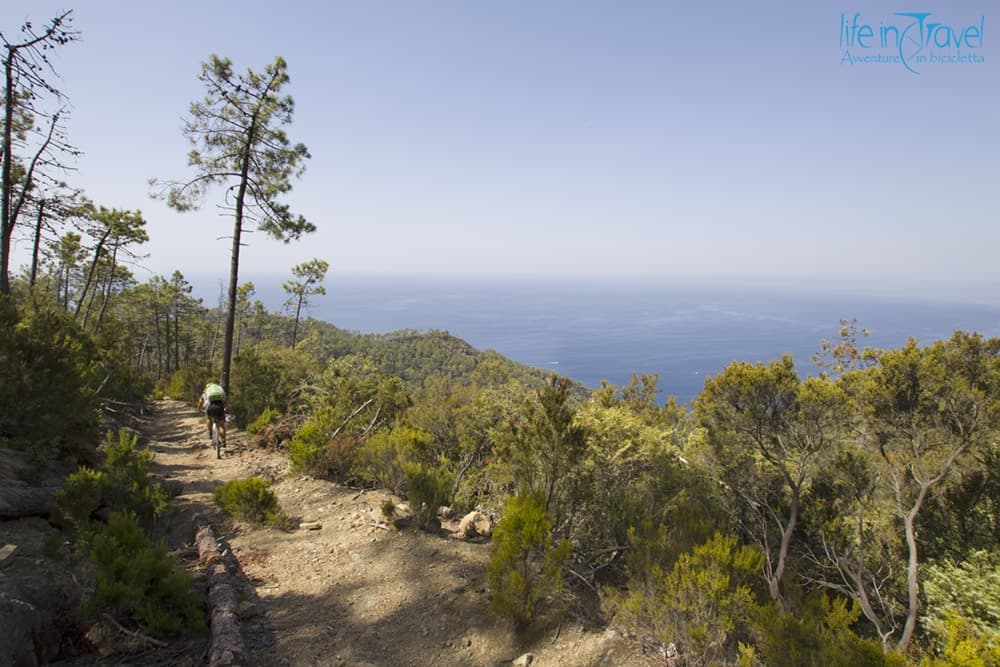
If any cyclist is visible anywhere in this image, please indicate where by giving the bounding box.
[198,382,228,449]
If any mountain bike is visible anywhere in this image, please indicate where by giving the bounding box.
[210,417,224,459]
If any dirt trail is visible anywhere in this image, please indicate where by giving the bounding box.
[144,399,656,667]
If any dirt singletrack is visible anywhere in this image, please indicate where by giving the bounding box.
[143,399,657,667]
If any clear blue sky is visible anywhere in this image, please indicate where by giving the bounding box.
[3,1,997,301]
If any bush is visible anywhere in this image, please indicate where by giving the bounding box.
[487,490,572,628]
[403,460,453,530]
[355,427,436,495]
[288,405,338,473]
[88,511,206,637]
[602,532,762,666]
[230,345,312,428]
[311,434,362,480]
[213,477,285,526]
[51,432,200,638]
[288,404,366,479]
[51,429,168,536]
[0,298,101,467]
[51,466,112,537]
[246,407,281,437]
[159,362,215,404]
[381,499,396,519]
[922,550,1000,650]
[749,594,898,667]
[920,614,1000,667]
[101,429,169,526]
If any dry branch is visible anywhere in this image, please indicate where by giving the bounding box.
[101,613,168,648]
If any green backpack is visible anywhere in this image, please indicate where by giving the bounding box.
[205,383,226,403]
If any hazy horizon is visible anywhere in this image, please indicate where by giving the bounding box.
[180,270,1000,311]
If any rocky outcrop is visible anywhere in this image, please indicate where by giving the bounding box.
[0,486,59,519]
[0,520,79,666]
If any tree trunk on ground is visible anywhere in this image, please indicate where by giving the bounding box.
[194,515,245,666]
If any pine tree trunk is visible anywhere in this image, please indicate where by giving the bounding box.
[221,126,256,395]
[75,229,111,321]
[29,200,46,288]
[0,51,15,295]
[291,294,303,349]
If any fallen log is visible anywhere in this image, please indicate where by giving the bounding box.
[194,514,245,667]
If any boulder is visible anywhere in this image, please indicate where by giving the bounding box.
[457,511,492,538]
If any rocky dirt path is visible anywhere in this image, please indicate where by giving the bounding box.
[145,399,657,667]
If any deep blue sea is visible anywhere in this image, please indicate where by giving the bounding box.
[238,276,1000,406]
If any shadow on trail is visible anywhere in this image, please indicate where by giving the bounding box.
[151,425,197,444]
[152,462,227,496]
[241,527,551,667]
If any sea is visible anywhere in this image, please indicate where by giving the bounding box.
[229,275,1000,406]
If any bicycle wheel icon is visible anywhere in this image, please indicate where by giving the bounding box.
[896,12,930,74]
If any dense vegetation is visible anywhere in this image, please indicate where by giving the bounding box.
[2,10,998,666]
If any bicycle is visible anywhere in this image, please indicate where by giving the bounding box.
[210,416,224,459]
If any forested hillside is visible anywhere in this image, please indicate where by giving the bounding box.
[1,10,998,667]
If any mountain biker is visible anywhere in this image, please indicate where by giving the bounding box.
[198,382,228,448]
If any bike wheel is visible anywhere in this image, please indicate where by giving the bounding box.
[212,421,221,459]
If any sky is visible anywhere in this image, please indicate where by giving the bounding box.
[2,1,998,301]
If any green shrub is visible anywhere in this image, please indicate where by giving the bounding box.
[487,490,572,628]
[51,430,200,637]
[288,405,337,473]
[213,477,285,526]
[51,429,168,536]
[381,499,396,519]
[287,405,365,479]
[88,511,206,637]
[403,460,454,530]
[101,429,169,525]
[160,362,215,403]
[311,434,362,480]
[0,298,100,466]
[749,594,899,667]
[51,466,111,536]
[355,426,436,495]
[922,550,1000,652]
[230,345,312,428]
[246,407,281,437]
[920,614,1000,667]
[602,532,762,666]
